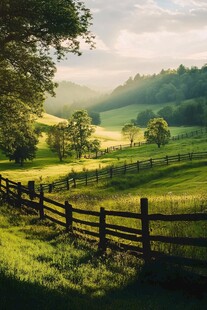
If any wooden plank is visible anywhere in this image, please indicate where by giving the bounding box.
[72,207,99,217]
[73,226,99,238]
[105,229,142,242]
[42,196,65,208]
[149,213,207,221]
[45,215,66,227]
[105,210,142,219]
[73,217,99,228]
[44,205,65,217]
[152,252,207,268]
[150,235,207,247]
[106,223,142,235]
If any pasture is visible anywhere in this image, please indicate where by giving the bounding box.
[0,114,207,309]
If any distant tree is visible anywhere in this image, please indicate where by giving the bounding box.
[177,64,188,75]
[67,110,95,159]
[46,122,70,161]
[87,139,101,158]
[144,118,171,148]
[157,106,174,125]
[136,109,157,127]
[122,123,140,147]
[89,111,101,125]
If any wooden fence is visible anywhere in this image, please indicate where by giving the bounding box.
[39,151,207,192]
[90,127,207,158]
[0,175,207,268]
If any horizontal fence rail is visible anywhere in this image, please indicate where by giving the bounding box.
[0,175,207,269]
[39,151,207,192]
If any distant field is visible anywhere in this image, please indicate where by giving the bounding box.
[100,103,172,130]
[0,112,205,185]
[36,112,66,126]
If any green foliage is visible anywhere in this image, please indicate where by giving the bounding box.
[44,81,100,118]
[0,0,94,164]
[121,123,140,146]
[88,111,101,125]
[136,109,157,127]
[67,110,97,159]
[46,122,70,162]
[144,118,171,148]
[91,64,207,115]
[0,98,39,165]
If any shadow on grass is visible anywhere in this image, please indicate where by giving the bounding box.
[1,262,207,310]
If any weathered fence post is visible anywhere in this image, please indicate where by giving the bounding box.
[141,198,151,264]
[73,178,76,188]
[85,173,88,186]
[150,158,153,168]
[39,190,45,219]
[16,182,22,208]
[65,201,73,233]
[0,175,2,192]
[98,207,106,253]
[166,155,169,165]
[6,178,9,201]
[178,153,181,162]
[49,183,53,193]
[28,180,35,200]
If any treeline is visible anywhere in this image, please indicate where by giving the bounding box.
[135,98,207,127]
[90,64,207,113]
[44,81,102,123]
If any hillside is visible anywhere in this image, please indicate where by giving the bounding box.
[89,64,207,123]
[86,64,207,129]
[44,81,103,118]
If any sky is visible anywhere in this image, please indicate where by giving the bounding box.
[55,0,207,91]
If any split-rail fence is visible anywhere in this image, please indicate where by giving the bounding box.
[40,151,207,192]
[0,175,206,269]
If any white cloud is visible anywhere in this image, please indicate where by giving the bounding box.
[54,0,207,89]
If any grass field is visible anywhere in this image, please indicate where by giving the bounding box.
[0,112,205,184]
[0,204,206,310]
[1,113,207,309]
[100,103,174,130]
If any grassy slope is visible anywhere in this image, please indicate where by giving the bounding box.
[0,205,206,310]
[0,126,206,184]
[100,99,202,131]
[100,103,168,130]
[1,113,207,308]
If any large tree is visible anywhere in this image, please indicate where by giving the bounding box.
[0,0,94,162]
[144,118,171,148]
[0,98,39,165]
[122,123,140,147]
[67,110,95,159]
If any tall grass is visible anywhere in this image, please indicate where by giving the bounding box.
[0,203,206,309]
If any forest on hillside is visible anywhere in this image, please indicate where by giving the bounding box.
[90,64,207,114]
[44,81,102,118]
[44,65,207,128]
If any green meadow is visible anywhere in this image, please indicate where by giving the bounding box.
[0,114,207,309]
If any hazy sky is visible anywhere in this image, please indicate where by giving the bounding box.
[55,0,207,91]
